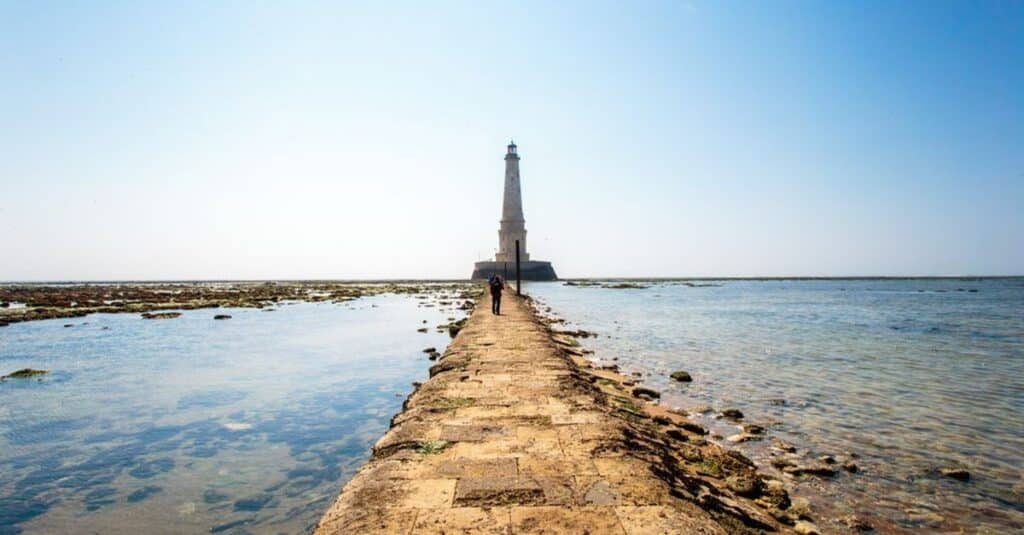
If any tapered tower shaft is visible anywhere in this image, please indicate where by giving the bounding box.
[496,141,529,262]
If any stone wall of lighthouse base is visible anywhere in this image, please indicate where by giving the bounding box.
[471,260,557,281]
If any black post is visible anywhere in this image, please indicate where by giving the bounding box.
[515,240,521,296]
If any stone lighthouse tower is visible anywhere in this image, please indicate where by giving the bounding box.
[496,141,528,262]
[472,141,557,281]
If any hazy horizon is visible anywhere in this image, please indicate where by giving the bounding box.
[3,1,1022,280]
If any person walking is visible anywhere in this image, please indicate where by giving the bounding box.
[488,274,504,315]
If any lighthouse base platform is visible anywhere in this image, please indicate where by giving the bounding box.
[471,260,558,281]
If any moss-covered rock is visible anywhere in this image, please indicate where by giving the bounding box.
[670,370,692,382]
[2,368,49,380]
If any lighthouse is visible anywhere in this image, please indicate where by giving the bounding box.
[472,141,557,281]
[496,141,528,262]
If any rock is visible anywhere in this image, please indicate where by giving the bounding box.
[679,421,708,435]
[770,457,796,470]
[771,439,797,453]
[668,407,688,417]
[447,318,468,337]
[842,461,859,473]
[817,455,836,465]
[722,408,744,419]
[417,327,428,333]
[788,497,812,518]
[741,423,765,434]
[691,404,713,413]
[428,351,441,361]
[905,508,944,523]
[631,387,661,400]
[64,324,73,328]
[422,347,437,353]
[794,520,821,535]
[2,368,49,380]
[940,467,970,481]
[725,449,756,467]
[141,312,181,320]
[666,429,688,441]
[768,398,787,405]
[783,464,837,478]
[670,370,692,382]
[727,433,762,443]
[213,314,232,320]
[754,479,790,510]
[726,474,762,497]
[843,515,873,531]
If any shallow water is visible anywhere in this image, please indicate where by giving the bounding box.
[0,291,466,534]
[527,278,1024,533]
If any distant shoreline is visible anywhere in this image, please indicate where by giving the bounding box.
[0,275,1021,285]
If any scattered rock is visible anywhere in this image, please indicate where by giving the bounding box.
[722,408,744,419]
[843,515,873,531]
[679,421,709,435]
[783,464,837,478]
[842,461,859,473]
[771,439,797,453]
[631,387,661,400]
[141,312,181,320]
[788,497,812,518]
[754,479,790,510]
[741,424,765,434]
[213,314,232,320]
[670,370,692,382]
[939,467,970,481]
[2,368,49,380]
[726,474,762,497]
[603,283,649,289]
[905,508,944,523]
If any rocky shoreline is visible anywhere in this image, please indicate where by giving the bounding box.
[0,281,478,327]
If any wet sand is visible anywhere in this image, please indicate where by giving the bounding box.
[315,289,810,534]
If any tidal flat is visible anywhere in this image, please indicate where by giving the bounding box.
[0,282,478,534]
[528,277,1024,534]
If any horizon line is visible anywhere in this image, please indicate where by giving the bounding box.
[1,275,1021,285]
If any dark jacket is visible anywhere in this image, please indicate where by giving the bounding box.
[489,277,503,296]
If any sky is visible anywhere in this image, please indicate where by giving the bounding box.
[1,1,1022,280]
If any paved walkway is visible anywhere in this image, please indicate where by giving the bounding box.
[314,289,795,534]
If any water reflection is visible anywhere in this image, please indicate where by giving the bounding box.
[528,278,1024,533]
[1,290,467,534]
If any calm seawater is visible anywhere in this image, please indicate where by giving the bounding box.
[0,291,465,534]
[527,278,1024,534]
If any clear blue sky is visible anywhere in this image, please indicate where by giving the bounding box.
[2,1,1022,280]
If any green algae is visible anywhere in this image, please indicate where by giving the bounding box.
[415,440,450,455]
